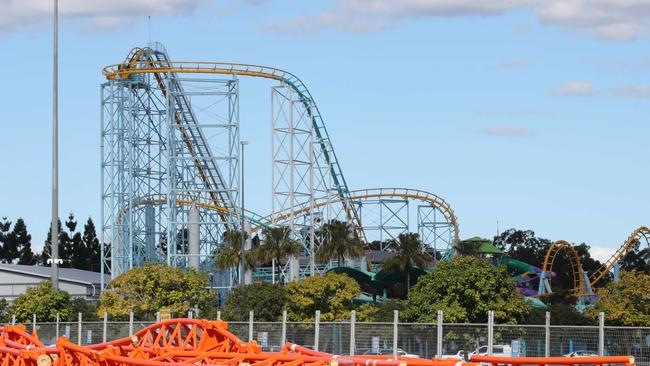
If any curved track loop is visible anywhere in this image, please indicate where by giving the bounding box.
[542,226,650,297]
[588,226,650,286]
[263,188,459,244]
[542,240,586,296]
[0,319,471,366]
[124,188,459,244]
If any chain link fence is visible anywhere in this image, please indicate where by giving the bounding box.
[8,311,650,365]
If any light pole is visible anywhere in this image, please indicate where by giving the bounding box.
[240,140,249,286]
[51,0,60,289]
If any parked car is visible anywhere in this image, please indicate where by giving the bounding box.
[360,348,420,358]
[471,344,512,357]
[563,351,598,357]
[441,350,467,360]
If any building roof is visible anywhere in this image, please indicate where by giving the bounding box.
[0,264,109,286]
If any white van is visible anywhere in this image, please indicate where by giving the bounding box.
[471,344,512,357]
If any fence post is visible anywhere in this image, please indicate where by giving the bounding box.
[217,310,221,321]
[545,311,550,357]
[598,312,605,356]
[156,311,160,323]
[249,310,254,342]
[393,310,399,358]
[129,312,134,336]
[349,310,356,356]
[188,310,193,319]
[56,313,60,339]
[77,312,82,345]
[487,311,494,356]
[11,315,15,325]
[281,310,287,346]
[32,313,36,331]
[314,310,321,352]
[103,312,108,343]
[436,310,443,358]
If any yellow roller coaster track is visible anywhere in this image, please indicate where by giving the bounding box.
[542,240,587,297]
[123,188,459,244]
[542,226,650,297]
[588,226,650,286]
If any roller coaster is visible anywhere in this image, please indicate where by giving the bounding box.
[100,43,458,289]
[539,226,650,300]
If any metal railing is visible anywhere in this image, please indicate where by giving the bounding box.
[7,310,650,365]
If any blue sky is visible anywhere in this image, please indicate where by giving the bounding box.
[0,0,649,261]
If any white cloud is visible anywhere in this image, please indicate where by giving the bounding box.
[481,125,528,138]
[612,84,650,98]
[589,245,616,263]
[261,0,650,42]
[552,80,598,96]
[0,0,204,33]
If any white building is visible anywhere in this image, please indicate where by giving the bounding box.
[0,264,108,301]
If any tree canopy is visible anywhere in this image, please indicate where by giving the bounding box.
[286,273,360,322]
[97,264,214,320]
[315,220,363,266]
[586,271,650,326]
[9,281,72,322]
[223,283,288,321]
[403,256,531,323]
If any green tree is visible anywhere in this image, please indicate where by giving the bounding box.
[41,218,71,267]
[494,229,550,265]
[586,271,650,326]
[71,217,101,271]
[0,298,9,323]
[455,238,483,257]
[70,297,99,321]
[356,299,405,322]
[97,264,214,320]
[383,233,431,292]
[223,283,288,321]
[0,217,17,263]
[286,273,360,321]
[258,226,301,284]
[12,219,35,265]
[214,230,258,274]
[316,220,363,267]
[403,256,531,324]
[9,281,72,322]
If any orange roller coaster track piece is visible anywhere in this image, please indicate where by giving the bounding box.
[1,319,478,366]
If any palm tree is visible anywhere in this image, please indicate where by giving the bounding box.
[258,226,302,284]
[214,230,257,284]
[383,232,431,292]
[315,220,363,267]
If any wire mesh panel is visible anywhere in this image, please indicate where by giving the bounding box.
[253,322,284,351]
[58,322,80,344]
[34,323,58,345]
[355,322,394,356]
[286,322,316,350]
[319,322,350,355]
[228,321,249,341]
[549,325,599,356]
[442,323,488,356]
[80,321,103,345]
[397,323,437,358]
[604,327,650,365]
[493,324,546,357]
[106,321,131,341]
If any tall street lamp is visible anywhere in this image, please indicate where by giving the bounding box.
[240,140,249,286]
[51,0,60,289]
